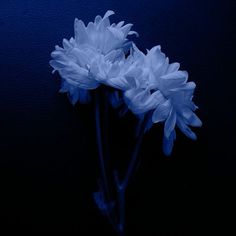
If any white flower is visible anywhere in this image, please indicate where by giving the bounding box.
[90,50,141,91]
[49,10,137,104]
[124,45,202,155]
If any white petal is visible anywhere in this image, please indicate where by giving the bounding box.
[182,110,202,127]
[71,48,90,67]
[108,27,124,39]
[124,88,140,109]
[150,46,166,66]
[152,99,171,123]
[124,76,137,88]
[126,66,142,78]
[55,45,63,51]
[127,89,152,114]
[132,43,145,58]
[100,10,115,28]
[86,22,96,40]
[163,130,176,156]
[49,60,66,70]
[128,30,139,37]
[74,19,89,44]
[51,50,64,59]
[161,70,188,81]
[149,46,167,76]
[59,63,99,89]
[107,76,129,90]
[108,64,120,77]
[103,10,115,19]
[160,71,188,91]
[177,118,197,140]
[124,88,140,101]
[172,81,196,92]
[167,62,180,73]
[132,90,164,114]
[105,49,124,62]
[117,21,124,27]
[62,38,71,50]
[164,108,177,138]
[121,23,133,37]
[94,15,102,25]
[149,45,161,53]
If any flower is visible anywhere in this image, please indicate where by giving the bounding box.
[49,10,202,155]
[49,10,137,104]
[124,45,202,155]
[90,50,141,91]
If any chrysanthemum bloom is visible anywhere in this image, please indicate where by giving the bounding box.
[124,45,202,155]
[90,49,141,90]
[49,10,137,104]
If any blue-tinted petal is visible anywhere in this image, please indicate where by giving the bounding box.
[161,71,188,90]
[107,76,130,90]
[177,118,197,140]
[103,10,115,19]
[167,62,180,73]
[74,19,89,44]
[62,38,72,50]
[117,21,124,27]
[152,99,171,123]
[182,109,202,127]
[163,129,176,156]
[108,27,124,39]
[164,108,177,138]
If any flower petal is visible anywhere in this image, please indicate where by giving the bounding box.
[121,23,133,37]
[182,110,202,127]
[74,19,89,44]
[107,76,130,90]
[117,21,125,27]
[150,47,166,68]
[163,130,176,156]
[177,117,197,140]
[103,10,115,19]
[104,49,124,62]
[128,30,139,37]
[108,27,124,40]
[160,71,188,90]
[164,108,177,138]
[94,15,102,25]
[161,70,188,81]
[125,89,165,114]
[167,62,180,73]
[62,38,72,50]
[99,10,115,30]
[152,99,171,123]
[71,48,90,67]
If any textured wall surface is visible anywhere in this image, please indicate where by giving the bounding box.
[0,0,235,234]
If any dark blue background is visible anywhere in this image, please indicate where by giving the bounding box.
[0,0,235,235]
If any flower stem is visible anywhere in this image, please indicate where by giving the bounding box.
[123,127,145,189]
[114,117,146,235]
[95,92,110,201]
[95,91,120,234]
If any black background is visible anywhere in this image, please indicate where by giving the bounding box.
[0,0,235,235]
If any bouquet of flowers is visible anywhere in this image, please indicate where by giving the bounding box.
[50,10,201,235]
